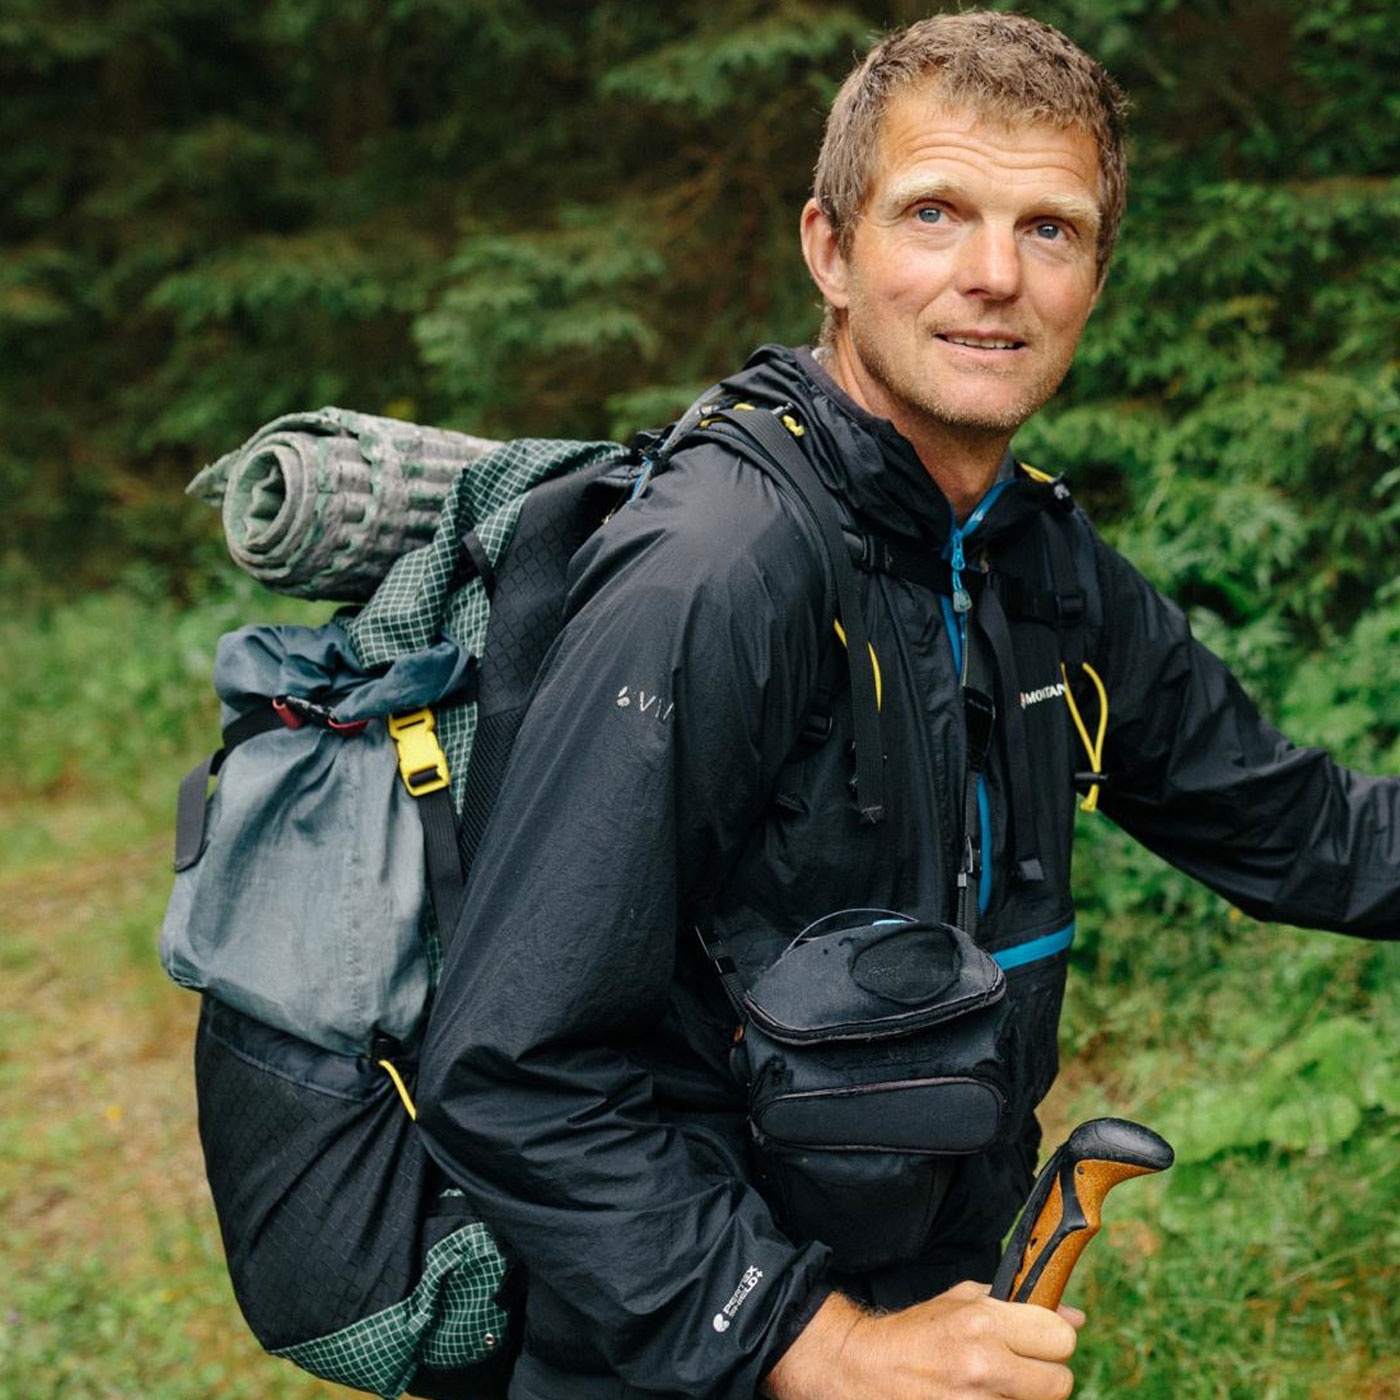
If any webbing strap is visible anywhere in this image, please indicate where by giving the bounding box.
[460,528,497,599]
[976,587,1045,885]
[853,527,1084,642]
[711,408,886,824]
[772,639,843,814]
[173,754,219,873]
[693,925,750,1021]
[996,573,1084,633]
[388,709,467,945]
[418,785,466,947]
[848,530,952,592]
[1038,514,1088,668]
[172,708,284,872]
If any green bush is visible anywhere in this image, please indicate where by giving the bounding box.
[0,579,326,804]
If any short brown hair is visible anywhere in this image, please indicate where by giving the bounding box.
[813,10,1130,282]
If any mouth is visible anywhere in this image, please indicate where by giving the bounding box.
[937,333,1026,351]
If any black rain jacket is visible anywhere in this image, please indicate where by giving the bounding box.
[417,344,1400,1399]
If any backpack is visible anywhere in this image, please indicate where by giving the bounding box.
[161,396,896,1400]
[162,393,1100,1399]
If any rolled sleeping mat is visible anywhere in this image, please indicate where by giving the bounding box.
[189,407,501,601]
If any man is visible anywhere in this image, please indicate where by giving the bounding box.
[417,13,1400,1399]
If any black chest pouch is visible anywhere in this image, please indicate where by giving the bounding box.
[702,912,1016,1272]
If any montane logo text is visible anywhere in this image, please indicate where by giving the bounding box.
[1020,682,1066,710]
[712,1266,764,1333]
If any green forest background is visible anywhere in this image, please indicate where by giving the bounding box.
[2,0,1399,1396]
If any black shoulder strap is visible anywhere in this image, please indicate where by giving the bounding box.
[1061,502,1103,650]
[701,406,886,825]
[1037,500,1090,670]
[771,639,843,815]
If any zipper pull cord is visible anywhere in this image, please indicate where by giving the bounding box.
[950,528,973,615]
[1061,660,1109,812]
[377,1057,418,1120]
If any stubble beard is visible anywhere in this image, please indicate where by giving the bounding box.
[847,316,1072,450]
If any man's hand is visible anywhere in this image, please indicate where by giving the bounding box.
[763,1281,1083,1400]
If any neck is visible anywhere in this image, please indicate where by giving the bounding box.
[905,430,1005,523]
[819,339,1011,523]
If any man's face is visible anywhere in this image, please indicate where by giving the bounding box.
[804,93,1103,457]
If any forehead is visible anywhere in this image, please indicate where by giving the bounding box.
[868,91,1101,216]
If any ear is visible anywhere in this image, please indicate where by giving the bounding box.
[1089,266,1108,312]
[800,199,851,310]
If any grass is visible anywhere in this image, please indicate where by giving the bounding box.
[0,589,352,1400]
[0,803,355,1399]
[2,589,1398,1398]
[1047,818,1400,1397]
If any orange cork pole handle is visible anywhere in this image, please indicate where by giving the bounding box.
[990,1119,1174,1308]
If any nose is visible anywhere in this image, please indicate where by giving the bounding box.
[955,221,1022,300]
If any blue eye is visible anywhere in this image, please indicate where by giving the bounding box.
[1035,223,1064,240]
[916,207,944,224]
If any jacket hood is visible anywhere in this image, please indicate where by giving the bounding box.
[716,344,1063,554]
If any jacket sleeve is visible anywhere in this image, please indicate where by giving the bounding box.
[416,447,834,1396]
[1089,528,1400,936]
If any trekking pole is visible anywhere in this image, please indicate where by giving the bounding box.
[990,1118,1173,1308]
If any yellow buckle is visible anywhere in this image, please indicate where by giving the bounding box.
[387,709,450,797]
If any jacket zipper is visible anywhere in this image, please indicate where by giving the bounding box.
[949,527,976,933]
[945,481,1013,933]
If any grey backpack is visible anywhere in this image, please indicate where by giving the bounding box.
[162,415,636,1399]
